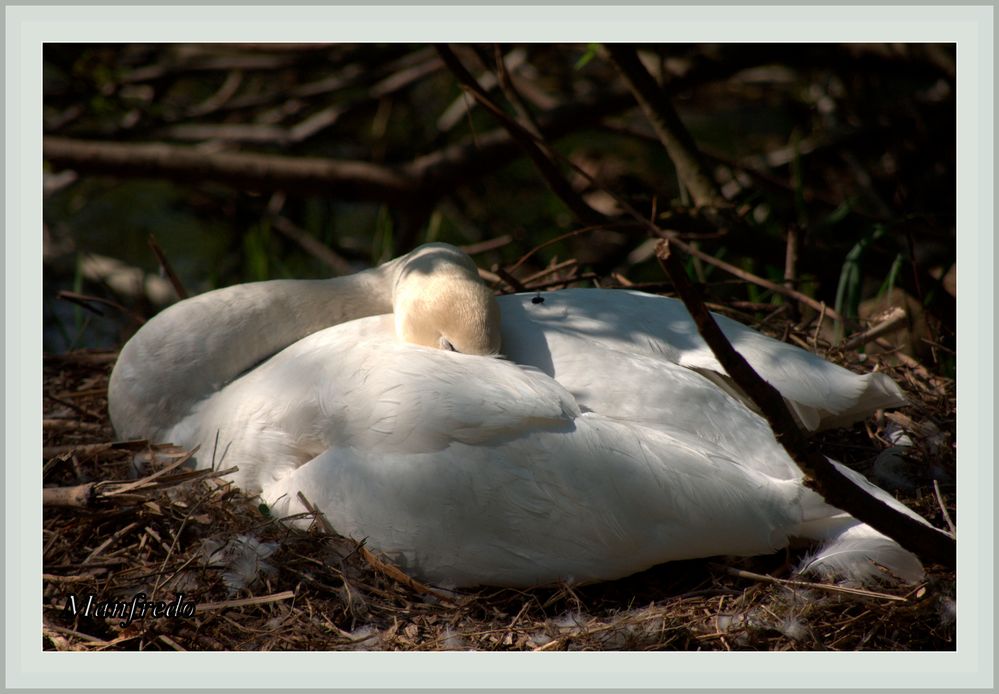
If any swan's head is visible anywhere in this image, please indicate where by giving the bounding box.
[391,243,502,356]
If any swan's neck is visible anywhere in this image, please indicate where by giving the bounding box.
[109,263,395,441]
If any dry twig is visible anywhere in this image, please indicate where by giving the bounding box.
[296,492,457,605]
[716,565,908,603]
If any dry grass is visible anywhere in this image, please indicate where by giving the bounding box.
[41,328,956,652]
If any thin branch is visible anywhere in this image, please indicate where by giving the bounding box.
[43,392,105,423]
[436,47,532,132]
[296,492,456,604]
[656,229,848,323]
[435,44,607,229]
[187,69,244,118]
[522,272,598,292]
[269,217,356,276]
[458,235,513,256]
[147,234,189,299]
[602,45,728,210]
[491,44,543,139]
[55,291,104,317]
[655,239,955,569]
[369,53,443,98]
[715,565,909,603]
[43,418,105,433]
[932,480,957,537]
[262,191,357,276]
[522,258,578,285]
[103,446,197,497]
[783,224,801,322]
[196,590,296,613]
[121,52,303,84]
[494,267,528,293]
[508,225,625,274]
[841,306,908,351]
[56,290,146,326]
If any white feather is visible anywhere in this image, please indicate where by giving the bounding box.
[201,534,278,592]
[797,522,926,585]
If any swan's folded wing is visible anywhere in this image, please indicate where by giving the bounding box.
[313,332,582,453]
[264,418,805,587]
[173,317,583,485]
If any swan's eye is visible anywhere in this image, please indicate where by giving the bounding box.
[440,337,457,352]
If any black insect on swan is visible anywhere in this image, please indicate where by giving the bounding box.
[109,242,936,588]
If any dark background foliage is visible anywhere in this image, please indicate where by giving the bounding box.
[43,43,955,370]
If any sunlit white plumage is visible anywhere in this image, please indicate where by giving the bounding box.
[109,243,934,588]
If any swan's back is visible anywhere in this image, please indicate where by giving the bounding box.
[497,289,906,431]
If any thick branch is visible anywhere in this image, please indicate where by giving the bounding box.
[44,90,632,214]
[43,483,98,509]
[44,459,241,511]
[655,239,955,570]
[43,136,421,205]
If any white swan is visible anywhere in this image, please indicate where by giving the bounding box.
[109,243,932,588]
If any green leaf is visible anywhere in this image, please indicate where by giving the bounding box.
[425,209,443,244]
[877,252,904,298]
[243,223,271,282]
[574,44,601,71]
[371,206,395,265]
[834,225,886,324]
[820,199,855,228]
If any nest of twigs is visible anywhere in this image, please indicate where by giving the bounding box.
[42,318,956,651]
